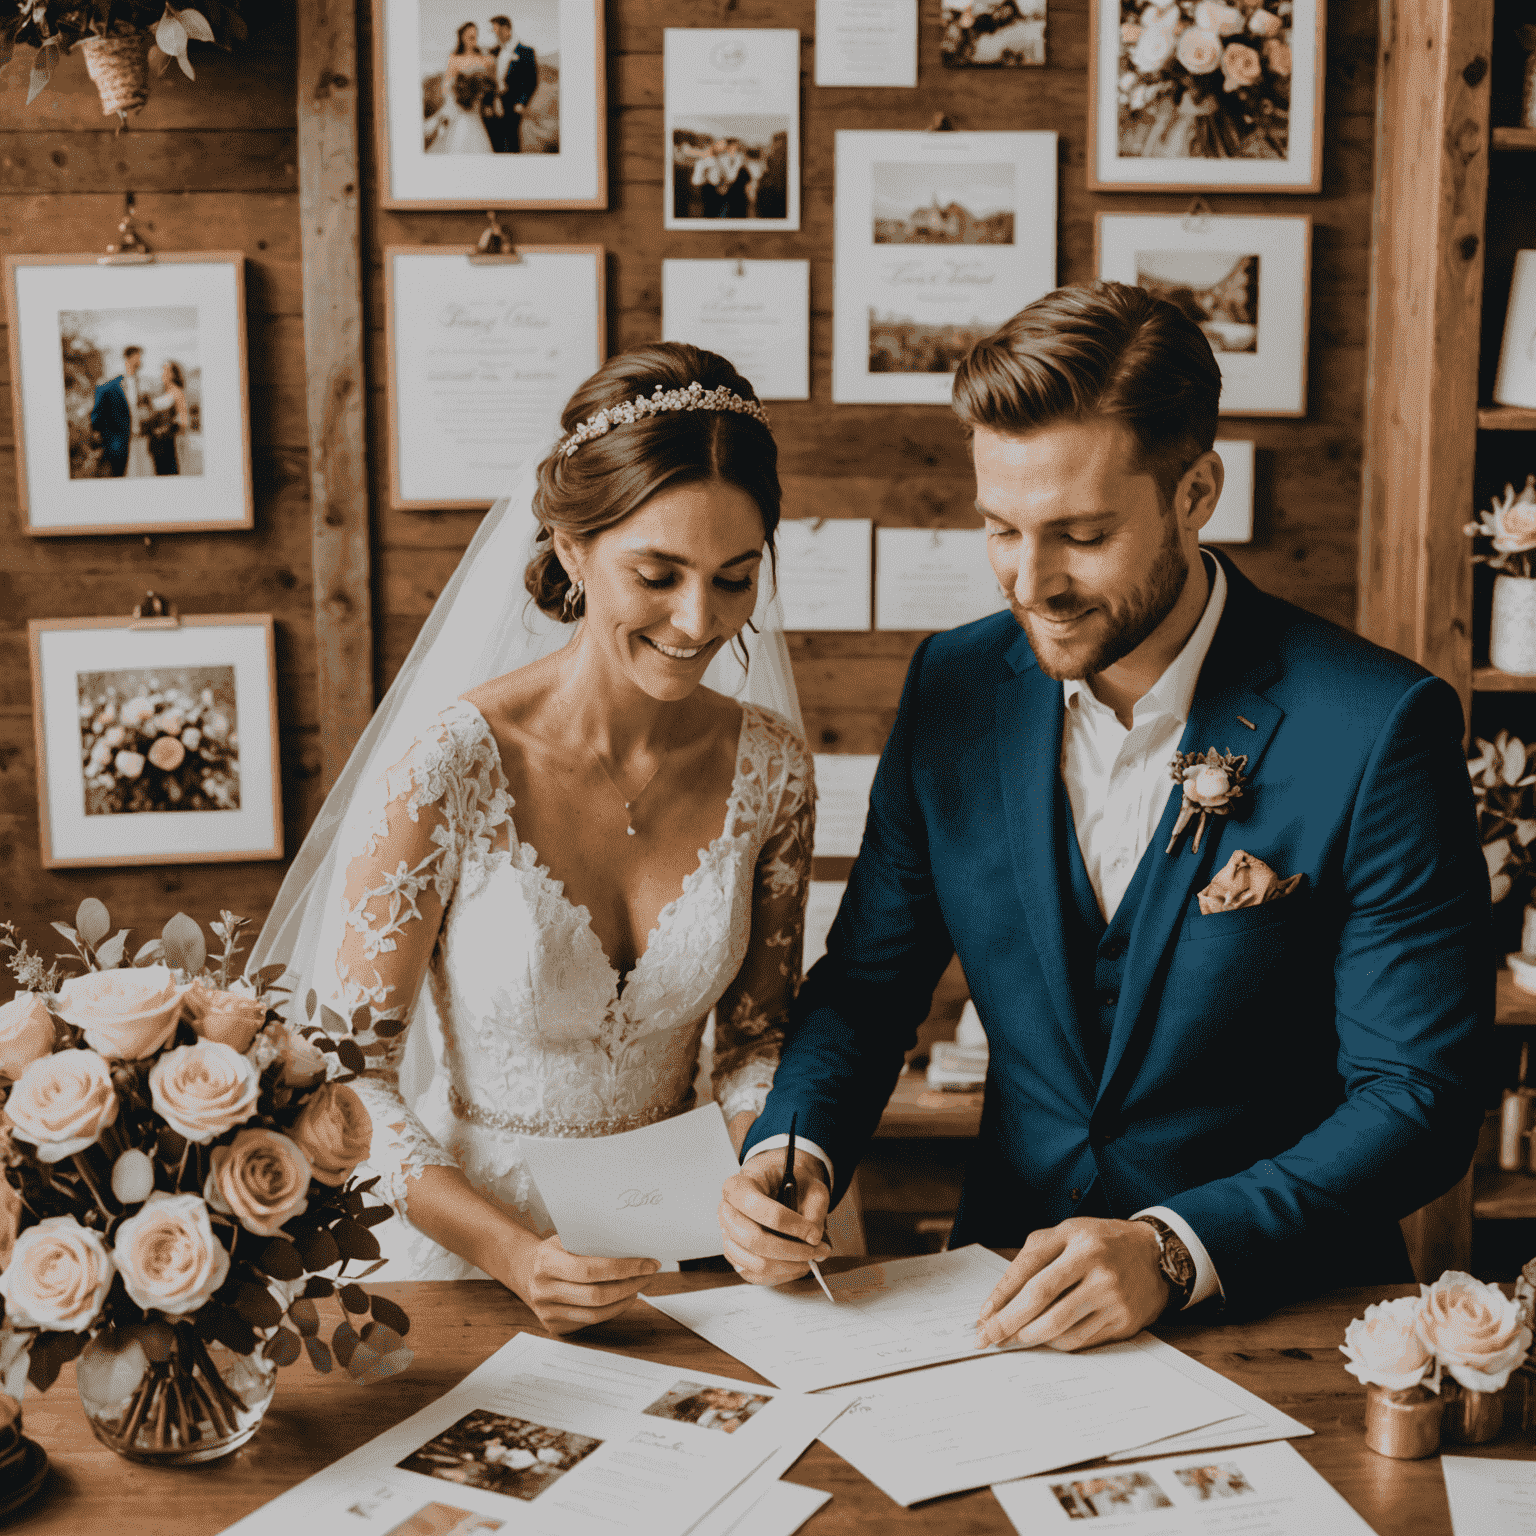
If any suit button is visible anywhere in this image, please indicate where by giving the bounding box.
[1100,992,1119,1010]
[1070,1187,1082,1202]
[1101,937,1125,959]
[1089,1126,1115,1148]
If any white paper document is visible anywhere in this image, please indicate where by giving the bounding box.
[1202,439,1255,545]
[777,518,873,631]
[819,1347,1235,1507]
[665,30,801,232]
[222,1334,844,1536]
[814,0,917,86]
[803,880,847,971]
[725,1482,831,1536]
[811,754,879,858]
[1443,1455,1536,1536]
[993,1441,1374,1534]
[663,260,810,402]
[521,1104,739,1262]
[647,1246,1037,1393]
[875,527,1007,631]
[833,130,1056,404]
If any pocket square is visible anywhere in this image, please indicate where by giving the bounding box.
[1197,849,1303,914]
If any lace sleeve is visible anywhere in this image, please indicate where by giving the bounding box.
[323,709,501,1214]
[711,733,815,1121]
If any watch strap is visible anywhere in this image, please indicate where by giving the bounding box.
[1132,1213,1196,1313]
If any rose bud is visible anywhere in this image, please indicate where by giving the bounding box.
[111,1148,157,1205]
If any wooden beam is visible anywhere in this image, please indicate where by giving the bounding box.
[1357,0,1494,725]
[296,0,374,794]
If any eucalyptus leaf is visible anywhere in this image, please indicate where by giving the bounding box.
[319,1004,346,1036]
[162,913,205,976]
[305,988,317,1021]
[331,1319,360,1369]
[75,899,110,947]
[94,930,129,970]
[133,939,165,967]
[303,1336,333,1373]
[266,1327,302,1368]
[353,1347,414,1385]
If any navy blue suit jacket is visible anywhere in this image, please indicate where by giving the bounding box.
[746,553,1492,1315]
[91,376,132,464]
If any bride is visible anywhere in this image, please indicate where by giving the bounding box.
[252,345,823,1333]
[425,22,495,155]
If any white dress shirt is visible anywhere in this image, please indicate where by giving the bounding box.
[755,553,1226,1308]
[494,38,515,89]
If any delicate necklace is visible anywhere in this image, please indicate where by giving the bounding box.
[587,740,666,837]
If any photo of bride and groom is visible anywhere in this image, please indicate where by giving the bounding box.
[420,0,560,156]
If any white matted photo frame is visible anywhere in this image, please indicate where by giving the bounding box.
[29,614,283,869]
[4,252,252,537]
[373,0,606,210]
[1089,0,1324,193]
[384,244,605,510]
[1096,212,1311,416]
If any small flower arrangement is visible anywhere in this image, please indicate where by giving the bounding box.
[0,900,408,1461]
[1465,476,1536,580]
[1166,747,1248,853]
[1467,731,1536,905]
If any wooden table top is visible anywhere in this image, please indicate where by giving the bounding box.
[3,1266,1529,1534]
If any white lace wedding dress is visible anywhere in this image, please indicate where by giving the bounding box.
[316,697,814,1279]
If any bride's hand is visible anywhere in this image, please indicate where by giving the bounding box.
[508,1234,660,1335]
[718,1150,831,1286]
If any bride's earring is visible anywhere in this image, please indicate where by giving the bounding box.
[562,579,586,621]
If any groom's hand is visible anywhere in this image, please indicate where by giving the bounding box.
[974,1218,1170,1352]
[718,1151,831,1285]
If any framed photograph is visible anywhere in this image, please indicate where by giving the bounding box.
[665,30,801,232]
[29,614,283,869]
[833,130,1057,404]
[385,244,604,511]
[4,253,252,537]
[1089,0,1324,193]
[373,0,606,210]
[1096,213,1311,416]
[941,0,1046,67]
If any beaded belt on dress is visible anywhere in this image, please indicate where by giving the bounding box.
[447,1086,693,1137]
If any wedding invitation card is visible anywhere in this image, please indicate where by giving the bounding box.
[775,518,873,630]
[384,246,604,510]
[874,527,1007,631]
[1203,439,1255,544]
[833,130,1057,403]
[662,260,810,401]
[812,754,880,857]
[814,0,918,87]
[664,30,801,232]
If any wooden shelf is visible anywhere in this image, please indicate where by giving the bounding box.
[874,1069,983,1139]
[1493,127,1536,152]
[1474,1164,1536,1219]
[1499,966,1536,1025]
[1474,666,1536,692]
[1477,406,1536,430]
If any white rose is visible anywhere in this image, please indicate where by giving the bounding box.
[149,1041,260,1144]
[4,1049,118,1162]
[55,965,188,1060]
[1340,1297,1432,1391]
[1194,2,1245,35]
[1417,1271,1533,1393]
[0,1216,115,1332]
[120,698,155,729]
[112,1193,230,1316]
[1131,23,1178,72]
[0,994,55,1080]
[114,750,145,780]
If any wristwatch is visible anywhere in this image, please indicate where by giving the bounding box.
[1131,1214,1196,1313]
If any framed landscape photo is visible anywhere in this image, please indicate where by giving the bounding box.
[29,614,283,869]
[373,0,606,209]
[1096,213,1311,416]
[4,253,252,537]
[384,244,605,510]
[1089,0,1324,193]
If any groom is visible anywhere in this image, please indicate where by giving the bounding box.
[90,343,143,477]
[486,14,538,153]
[721,281,1491,1338]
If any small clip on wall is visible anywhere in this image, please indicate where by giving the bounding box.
[927,113,955,132]
[469,210,522,264]
[128,592,180,631]
[99,194,154,266]
[1181,196,1213,235]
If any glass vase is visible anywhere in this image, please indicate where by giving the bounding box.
[77,1325,276,1465]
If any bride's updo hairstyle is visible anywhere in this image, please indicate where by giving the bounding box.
[526,343,781,622]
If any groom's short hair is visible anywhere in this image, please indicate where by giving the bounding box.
[952,280,1222,509]
[490,14,512,25]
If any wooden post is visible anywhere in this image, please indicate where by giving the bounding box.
[296,0,374,793]
[1357,0,1494,726]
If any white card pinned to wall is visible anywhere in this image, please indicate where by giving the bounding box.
[776,518,873,630]
[813,755,880,857]
[663,259,810,402]
[875,527,1007,631]
[1202,439,1255,544]
[815,0,918,87]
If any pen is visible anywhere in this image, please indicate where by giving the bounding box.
[777,1114,835,1303]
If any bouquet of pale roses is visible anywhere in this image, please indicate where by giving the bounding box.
[0,900,409,1459]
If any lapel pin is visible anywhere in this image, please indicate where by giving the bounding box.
[1236,715,1256,730]
[1167,748,1250,855]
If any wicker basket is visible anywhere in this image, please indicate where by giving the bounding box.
[80,33,151,119]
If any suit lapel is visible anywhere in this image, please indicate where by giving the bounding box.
[1094,558,1286,1109]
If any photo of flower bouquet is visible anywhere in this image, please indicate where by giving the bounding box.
[1116,1,1294,163]
[77,664,240,816]
[0,900,410,1465]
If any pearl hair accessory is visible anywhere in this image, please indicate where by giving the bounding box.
[558,381,770,458]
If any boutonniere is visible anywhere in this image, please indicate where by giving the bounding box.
[1167,748,1249,854]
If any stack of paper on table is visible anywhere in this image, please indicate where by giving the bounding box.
[219,1334,846,1536]
[1443,1456,1536,1536]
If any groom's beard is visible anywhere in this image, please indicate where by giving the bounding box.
[1015,509,1188,682]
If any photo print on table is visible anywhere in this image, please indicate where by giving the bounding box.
[1050,1471,1174,1520]
[418,0,560,156]
[60,304,203,481]
[1175,1462,1255,1501]
[383,1502,504,1536]
[871,160,1015,244]
[1133,249,1258,353]
[397,1410,603,1502]
[940,0,1046,67]
[640,1381,773,1434]
[1089,0,1323,191]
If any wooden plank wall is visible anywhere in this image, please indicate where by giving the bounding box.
[0,3,318,958]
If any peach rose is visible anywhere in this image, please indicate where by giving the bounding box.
[1175,26,1222,73]
[120,697,155,729]
[1194,2,1245,36]
[1222,40,1263,90]
[1247,7,1282,37]
[1416,1271,1533,1392]
[5,1049,118,1162]
[1498,494,1536,554]
[288,1083,371,1186]
[147,737,185,772]
[0,995,54,1080]
[180,727,201,751]
[185,981,266,1054]
[1341,1297,1432,1390]
[1184,764,1234,806]
[114,750,145,780]
[103,725,125,748]
[1262,38,1291,76]
[204,1130,311,1237]
[113,1193,229,1316]
[1121,21,1142,42]
[148,1041,260,1145]
[0,1216,115,1332]
[55,965,188,1060]
[151,712,185,738]
[255,1023,327,1088]
[1131,23,1178,73]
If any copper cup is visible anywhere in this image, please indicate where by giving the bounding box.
[1444,1381,1506,1444]
[1364,1383,1443,1459]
